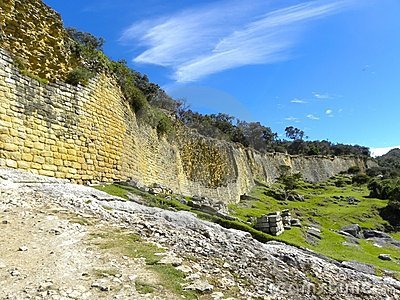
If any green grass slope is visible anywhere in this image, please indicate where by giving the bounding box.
[94,176,400,276]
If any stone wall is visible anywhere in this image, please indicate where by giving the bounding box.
[0,0,72,81]
[0,0,376,203]
[0,48,375,203]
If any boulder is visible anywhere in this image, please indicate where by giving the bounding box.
[290,219,302,227]
[184,280,214,292]
[363,230,391,239]
[340,224,361,238]
[378,254,392,261]
[287,193,305,202]
[307,227,321,239]
[347,197,360,205]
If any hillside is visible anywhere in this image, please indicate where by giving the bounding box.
[1,168,400,299]
[377,148,400,174]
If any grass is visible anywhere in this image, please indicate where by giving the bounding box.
[90,229,198,299]
[93,268,119,278]
[95,184,130,199]
[229,175,400,273]
[94,183,193,212]
[135,281,156,294]
[69,217,92,226]
[94,177,400,275]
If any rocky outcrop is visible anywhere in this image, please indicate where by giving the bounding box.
[1,168,399,299]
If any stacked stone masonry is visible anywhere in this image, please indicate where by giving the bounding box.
[0,0,377,203]
[0,0,72,81]
[0,47,377,202]
[255,210,292,236]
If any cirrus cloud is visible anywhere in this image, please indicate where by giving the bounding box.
[122,0,353,82]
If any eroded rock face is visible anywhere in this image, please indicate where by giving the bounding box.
[1,168,399,299]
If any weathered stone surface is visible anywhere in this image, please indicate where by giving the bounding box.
[0,0,73,81]
[378,254,392,261]
[291,219,302,227]
[1,168,400,299]
[341,261,376,275]
[341,224,362,238]
[364,230,391,239]
[307,227,321,239]
[0,0,378,204]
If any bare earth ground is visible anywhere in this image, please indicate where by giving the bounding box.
[1,168,400,299]
[0,196,175,299]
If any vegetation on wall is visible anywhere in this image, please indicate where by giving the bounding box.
[65,28,173,137]
[13,23,369,154]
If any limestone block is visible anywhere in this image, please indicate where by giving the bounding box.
[54,159,63,166]
[5,159,17,168]
[38,169,55,177]
[33,142,44,150]
[24,140,34,148]
[2,143,19,151]
[72,162,81,169]
[55,172,66,178]
[30,162,42,170]
[67,155,77,162]
[33,156,45,164]
[21,153,34,162]
[42,164,57,171]
[17,161,31,169]
[0,127,9,134]
[42,151,53,157]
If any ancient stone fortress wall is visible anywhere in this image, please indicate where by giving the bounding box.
[0,0,375,203]
[0,48,374,202]
[0,47,244,201]
[0,0,72,81]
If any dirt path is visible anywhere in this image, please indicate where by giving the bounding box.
[0,203,174,300]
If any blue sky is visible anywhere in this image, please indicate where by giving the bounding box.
[44,0,400,154]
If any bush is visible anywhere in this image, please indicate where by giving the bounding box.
[334,179,347,187]
[156,113,174,137]
[352,173,370,185]
[368,178,400,200]
[65,67,93,86]
[348,166,361,174]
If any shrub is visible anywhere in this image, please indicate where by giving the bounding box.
[66,67,93,86]
[123,81,148,113]
[334,178,347,187]
[348,166,361,174]
[156,113,174,137]
[352,173,370,185]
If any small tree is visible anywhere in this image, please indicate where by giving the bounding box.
[285,126,305,141]
[280,172,302,192]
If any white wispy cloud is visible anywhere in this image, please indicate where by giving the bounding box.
[285,116,300,123]
[325,109,333,117]
[122,0,352,82]
[307,114,320,120]
[291,98,307,104]
[312,92,332,99]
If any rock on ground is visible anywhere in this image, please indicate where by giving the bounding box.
[1,168,400,299]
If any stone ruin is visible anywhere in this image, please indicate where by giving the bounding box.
[255,210,299,236]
